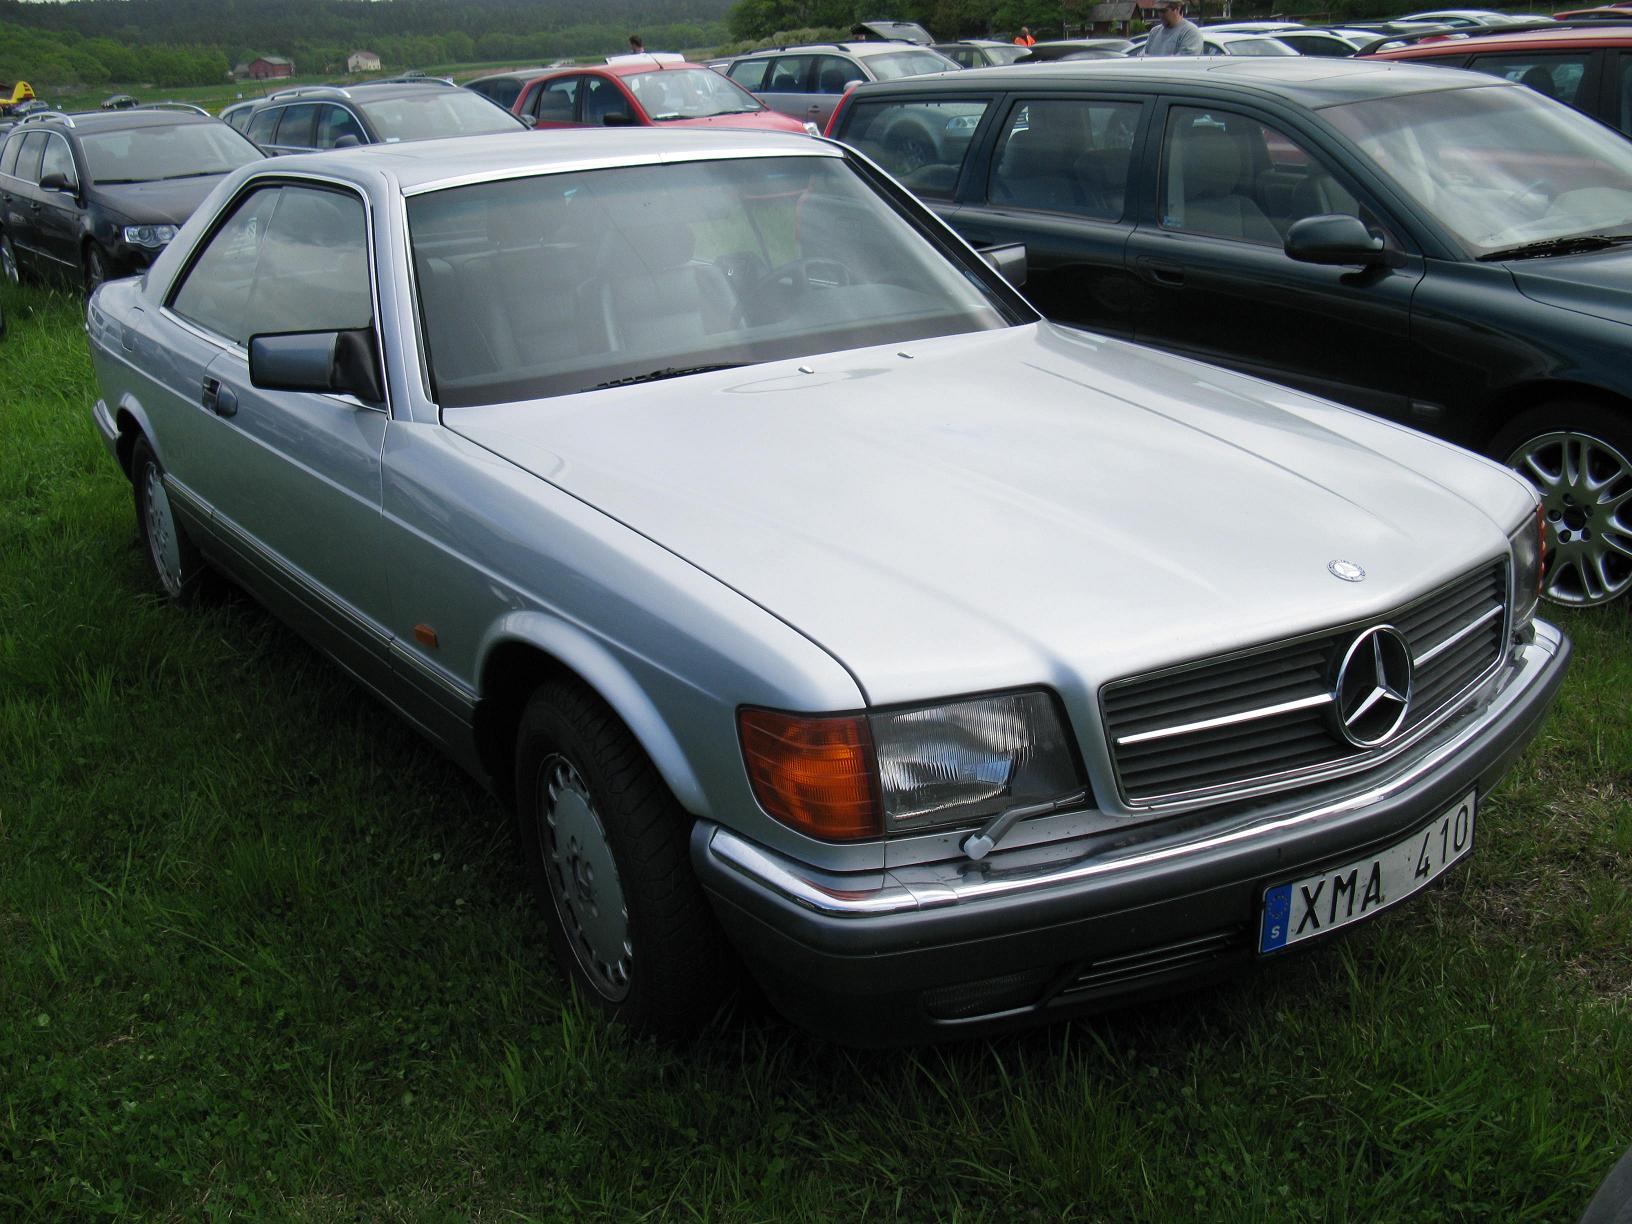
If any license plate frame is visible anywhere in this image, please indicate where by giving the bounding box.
[1259,790,1476,954]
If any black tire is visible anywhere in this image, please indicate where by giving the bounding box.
[0,227,20,286]
[83,244,109,296]
[1486,401,1632,608]
[514,679,734,1038]
[130,435,213,605]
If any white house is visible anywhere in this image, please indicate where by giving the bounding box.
[347,51,382,74]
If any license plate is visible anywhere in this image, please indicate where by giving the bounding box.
[1259,790,1475,954]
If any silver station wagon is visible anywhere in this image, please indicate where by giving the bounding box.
[86,129,1570,1044]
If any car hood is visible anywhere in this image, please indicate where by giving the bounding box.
[94,175,228,226]
[448,323,1529,705]
[1508,244,1632,328]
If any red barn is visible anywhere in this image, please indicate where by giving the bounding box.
[246,56,294,80]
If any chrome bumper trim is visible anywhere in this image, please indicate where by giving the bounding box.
[707,621,1565,919]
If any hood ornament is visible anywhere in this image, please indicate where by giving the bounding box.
[1328,559,1366,583]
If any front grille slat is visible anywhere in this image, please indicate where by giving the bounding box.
[1102,560,1508,806]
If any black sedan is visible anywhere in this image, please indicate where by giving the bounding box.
[0,109,262,291]
[831,58,1632,605]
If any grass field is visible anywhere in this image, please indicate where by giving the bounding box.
[1,281,1629,1221]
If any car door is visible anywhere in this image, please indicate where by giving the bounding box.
[33,131,83,275]
[3,131,48,275]
[952,93,1152,339]
[162,179,391,668]
[1124,101,1424,421]
[742,55,821,124]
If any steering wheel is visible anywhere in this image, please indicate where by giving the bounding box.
[750,258,853,319]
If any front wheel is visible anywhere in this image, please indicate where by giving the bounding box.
[514,680,734,1038]
[1488,402,1632,607]
[83,244,109,296]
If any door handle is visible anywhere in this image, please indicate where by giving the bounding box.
[202,376,238,417]
[1137,258,1184,287]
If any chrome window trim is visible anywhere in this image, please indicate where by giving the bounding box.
[398,143,840,198]
[158,171,394,418]
[1099,555,1512,811]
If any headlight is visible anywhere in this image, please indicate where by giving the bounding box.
[122,224,177,249]
[739,690,1085,841]
[1510,500,1547,624]
[803,121,821,136]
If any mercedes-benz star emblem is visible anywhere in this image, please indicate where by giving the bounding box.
[1328,559,1367,583]
[1332,625,1413,747]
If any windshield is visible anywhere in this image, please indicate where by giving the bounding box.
[1220,38,1298,56]
[1323,83,1632,257]
[624,67,763,119]
[81,123,261,184]
[867,50,959,80]
[358,90,526,142]
[409,155,1018,407]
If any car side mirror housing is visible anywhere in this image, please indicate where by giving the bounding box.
[980,242,1027,288]
[39,171,77,195]
[1284,214,1386,267]
[602,111,637,127]
[333,134,362,149]
[249,328,385,404]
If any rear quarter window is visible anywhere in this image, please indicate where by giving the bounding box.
[841,98,991,200]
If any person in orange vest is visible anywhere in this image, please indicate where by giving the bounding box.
[1013,27,1036,45]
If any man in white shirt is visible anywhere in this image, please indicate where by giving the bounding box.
[1141,1,1204,55]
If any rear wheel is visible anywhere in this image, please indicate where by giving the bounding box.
[1488,401,1632,607]
[513,679,733,1038]
[130,435,212,604]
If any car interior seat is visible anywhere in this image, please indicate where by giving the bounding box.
[1518,65,1559,100]
[1166,121,1280,242]
[992,102,1102,215]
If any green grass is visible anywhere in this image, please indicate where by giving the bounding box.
[1,282,1629,1220]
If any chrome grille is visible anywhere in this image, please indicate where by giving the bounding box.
[1102,559,1509,807]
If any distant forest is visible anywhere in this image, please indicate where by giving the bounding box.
[0,0,737,88]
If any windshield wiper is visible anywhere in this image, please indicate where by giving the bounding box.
[587,363,744,390]
[1478,233,1632,262]
[158,171,221,181]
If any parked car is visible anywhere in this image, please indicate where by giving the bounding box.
[1394,9,1542,26]
[1130,30,1303,56]
[241,80,526,155]
[100,94,139,110]
[724,41,960,130]
[1016,39,1136,63]
[1367,23,1632,134]
[0,108,263,291]
[1265,29,1366,55]
[506,60,813,135]
[932,40,1032,68]
[463,68,551,110]
[84,127,1568,1043]
[830,58,1632,604]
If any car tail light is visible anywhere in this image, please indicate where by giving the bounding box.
[738,709,881,840]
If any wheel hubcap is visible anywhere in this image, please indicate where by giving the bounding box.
[0,235,17,285]
[142,462,183,597]
[1508,430,1632,606]
[537,754,631,1002]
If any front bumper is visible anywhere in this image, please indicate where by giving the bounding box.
[693,620,1571,1045]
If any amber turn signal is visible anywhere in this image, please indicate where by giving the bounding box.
[738,708,882,840]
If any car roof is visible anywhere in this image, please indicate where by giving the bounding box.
[517,60,716,82]
[1373,21,1632,51]
[17,109,218,134]
[252,81,459,108]
[851,55,1513,106]
[252,127,837,195]
[733,41,943,58]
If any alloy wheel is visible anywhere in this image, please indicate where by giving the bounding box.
[1507,430,1632,606]
[0,231,18,286]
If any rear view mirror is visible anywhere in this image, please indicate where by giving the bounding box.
[980,242,1027,288]
[602,112,637,127]
[249,328,384,403]
[39,171,77,195]
[1284,214,1385,267]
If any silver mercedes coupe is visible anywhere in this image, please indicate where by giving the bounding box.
[86,128,1570,1044]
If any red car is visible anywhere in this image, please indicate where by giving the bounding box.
[506,58,814,136]
[1367,24,1632,134]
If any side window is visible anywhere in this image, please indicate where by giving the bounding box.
[811,56,866,94]
[171,188,282,344]
[274,103,320,149]
[242,187,371,338]
[1159,106,1392,246]
[989,98,1142,221]
[843,98,991,200]
[764,55,815,94]
[1467,53,1589,108]
[14,133,47,184]
[1621,54,1632,135]
[0,133,21,177]
[726,59,769,92]
[535,77,580,123]
[245,106,281,146]
[315,105,366,149]
[39,135,77,189]
[581,76,630,125]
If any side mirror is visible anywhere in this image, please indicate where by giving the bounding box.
[601,111,637,127]
[333,134,361,149]
[39,171,77,195]
[1284,214,1385,267]
[979,242,1027,288]
[249,328,384,403]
